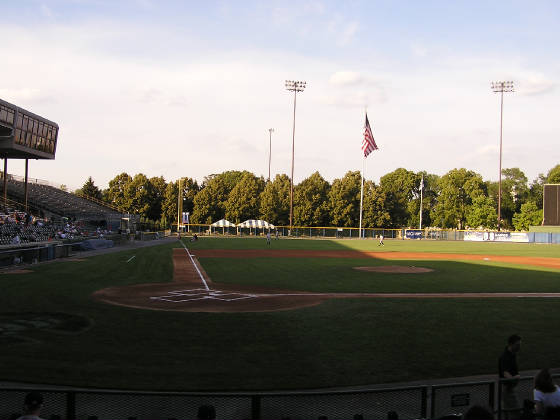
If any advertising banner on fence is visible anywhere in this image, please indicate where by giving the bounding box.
[464,231,486,241]
[509,232,530,243]
[463,231,530,242]
[405,230,423,239]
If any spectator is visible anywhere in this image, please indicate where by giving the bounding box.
[534,368,560,418]
[499,334,522,418]
[463,405,494,419]
[17,391,44,420]
[196,405,215,420]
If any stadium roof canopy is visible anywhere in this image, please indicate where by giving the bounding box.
[0,98,58,160]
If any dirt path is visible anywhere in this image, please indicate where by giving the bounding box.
[92,246,560,313]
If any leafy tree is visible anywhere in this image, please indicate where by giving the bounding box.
[379,168,418,227]
[486,168,529,228]
[407,172,439,228]
[259,174,291,225]
[327,171,361,227]
[361,180,390,227]
[191,171,247,223]
[528,173,547,209]
[546,164,560,183]
[225,173,265,223]
[466,196,497,229]
[146,176,167,221]
[161,177,199,228]
[293,171,331,226]
[124,173,153,217]
[512,201,543,231]
[105,172,133,211]
[431,168,485,229]
[77,176,102,200]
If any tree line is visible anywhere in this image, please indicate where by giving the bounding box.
[76,164,560,231]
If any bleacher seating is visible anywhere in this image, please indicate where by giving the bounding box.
[0,177,121,221]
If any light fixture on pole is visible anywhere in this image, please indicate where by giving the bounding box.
[491,80,514,230]
[285,80,306,235]
[268,128,274,182]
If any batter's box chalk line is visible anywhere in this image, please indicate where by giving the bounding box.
[150,289,258,303]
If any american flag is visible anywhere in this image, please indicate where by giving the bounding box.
[362,114,378,157]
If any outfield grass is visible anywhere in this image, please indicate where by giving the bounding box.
[2,237,560,391]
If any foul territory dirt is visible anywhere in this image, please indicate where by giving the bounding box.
[92,248,560,313]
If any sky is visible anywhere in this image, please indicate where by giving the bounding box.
[1,0,559,191]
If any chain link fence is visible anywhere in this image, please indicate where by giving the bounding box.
[5,376,557,420]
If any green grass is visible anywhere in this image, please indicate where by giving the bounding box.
[189,236,560,257]
[2,237,560,391]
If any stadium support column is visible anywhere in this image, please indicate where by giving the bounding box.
[3,159,7,212]
[24,159,29,212]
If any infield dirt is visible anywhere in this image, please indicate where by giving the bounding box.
[92,248,560,313]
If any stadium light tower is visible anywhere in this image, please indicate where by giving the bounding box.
[491,80,514,230]
[268,128,274,182]
[285,80,306,234]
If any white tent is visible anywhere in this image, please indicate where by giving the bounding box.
[210,219,236,234]
[210,219,236,227]
[237,219,275,229]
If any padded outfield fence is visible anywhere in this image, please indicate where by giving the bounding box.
[1,376,553,420]
[174,224,560,244]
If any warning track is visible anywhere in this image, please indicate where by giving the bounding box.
[92,246,560,313]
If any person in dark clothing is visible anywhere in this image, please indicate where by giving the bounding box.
[499,334,522,418]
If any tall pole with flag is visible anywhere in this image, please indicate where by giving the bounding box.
[359,112,379,238]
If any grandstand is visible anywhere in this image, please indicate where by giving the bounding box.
[0,174,122,227]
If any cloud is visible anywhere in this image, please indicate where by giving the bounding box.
[329,71,364,86]
[326,71,388,106]
[518,74,556,96]
[40,4,54,18]
[476,144,499,157]
[411,43,428,57]
[0,88,54,104]
[336,21,359,46]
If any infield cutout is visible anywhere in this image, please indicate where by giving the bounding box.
[353,266,434,273]
[150,288,258,303]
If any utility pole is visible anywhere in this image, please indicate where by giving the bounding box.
[419,174,424,231]
[285,80,306,235]
[491,81,514,230]
[268,128,274,182]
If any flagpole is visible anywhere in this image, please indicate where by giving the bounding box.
[359,156,365,239]
[359,107,367,239]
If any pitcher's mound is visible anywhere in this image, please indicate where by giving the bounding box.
[353,266,434,273]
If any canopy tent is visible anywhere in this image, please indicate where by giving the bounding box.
[210,218,236,234]
[237,219,275,229]
[210,219,236,227]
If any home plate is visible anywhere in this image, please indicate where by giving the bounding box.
[150,289,257,303]
[483,258,490,261]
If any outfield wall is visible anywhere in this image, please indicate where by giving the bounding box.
[174,224,560,244]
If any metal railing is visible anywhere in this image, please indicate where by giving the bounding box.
[3,375,556,419]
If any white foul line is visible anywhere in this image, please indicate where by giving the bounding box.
[179,239,210,291]
[126,256,136,263]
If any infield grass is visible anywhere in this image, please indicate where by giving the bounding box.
[1,236,559,391]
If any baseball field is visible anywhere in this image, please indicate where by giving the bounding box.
[3,236,560,391]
